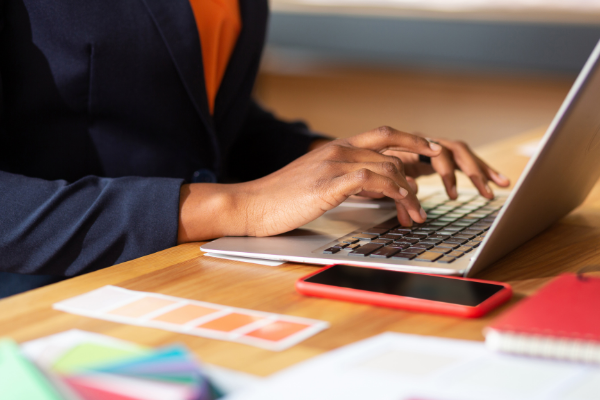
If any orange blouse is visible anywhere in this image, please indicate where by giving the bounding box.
[189,0,242,114]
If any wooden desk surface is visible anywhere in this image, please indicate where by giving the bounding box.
[2,127,600,377]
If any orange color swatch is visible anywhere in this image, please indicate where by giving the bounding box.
[152,304,218,324]
[197,313,262,332]
[108,297,177,318]
[245,320,309,342]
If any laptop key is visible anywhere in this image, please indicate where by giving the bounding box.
[437,256,456,263]
[352,233,379,240]
[417,227,439,232]
[404,234,428,240]
[389,228,412,235]
[341,238,359,244]
[412,243,434,250]
[448,251,465,258]
[331,243,348,248]
[471,224,491,231]
[428,210,447,216]
[412,230,435,236]
[462,229,483,236]
[437,217,458,223]
[430,221,449,227]
[454,234,475,240]
[323,247,340,254]
[387,243,410,250]
[429,247,452,254]
[380,234,400,240]
[452,221,473,227]
[369,247,401,258]
[457,246,473,253]
[438,242,460,249]
[429,234,451,240]
[348,243,384,257]
[420,239,442,245]
[402,247,425,255]
[443,227,464,232]
[346,243,361,250]
[385,231,405,236]
[446,213,467,218]
[415,252,443,262]
[395,239,419,245]
[372,238,393,244]
[445,238,467,245]
[391,252,416,260]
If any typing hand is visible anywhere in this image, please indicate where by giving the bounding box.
[234,126,443,236]
[383,137,510,200]
[178,127,510,242]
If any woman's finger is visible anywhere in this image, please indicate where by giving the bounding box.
[437,140,495,199]
[477,159,511,187]
[333,168,426,223]
[430,147,459,200]
[346,126,443,156]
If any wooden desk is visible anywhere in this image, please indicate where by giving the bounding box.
[2,127,600,377]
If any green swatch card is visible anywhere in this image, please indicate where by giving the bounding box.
[0,339,63,400]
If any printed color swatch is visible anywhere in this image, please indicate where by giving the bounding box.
[53,286,329,351]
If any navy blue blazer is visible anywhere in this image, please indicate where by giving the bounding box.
[0,0,322,295]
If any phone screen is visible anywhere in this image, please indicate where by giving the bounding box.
[304,265,504,306]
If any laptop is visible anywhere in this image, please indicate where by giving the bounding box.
[202,38,600,277]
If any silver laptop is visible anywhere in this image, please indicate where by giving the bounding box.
[202,39,600,277]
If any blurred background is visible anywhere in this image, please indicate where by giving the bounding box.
[254,0,600,147]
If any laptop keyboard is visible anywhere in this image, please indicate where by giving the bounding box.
[321,193,507,263]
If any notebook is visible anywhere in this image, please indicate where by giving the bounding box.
[485,273,600,364]
[202,38,600,277]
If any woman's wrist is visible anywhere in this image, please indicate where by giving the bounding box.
[177,183,248,243]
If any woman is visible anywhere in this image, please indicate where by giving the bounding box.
[0,0,508,297]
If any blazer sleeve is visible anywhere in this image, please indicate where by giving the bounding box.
[226,100,330,181]
[0,6,184,277]
[0,171,183,276]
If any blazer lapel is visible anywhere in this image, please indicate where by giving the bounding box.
[214,0,268,123]
[139,0,216,137]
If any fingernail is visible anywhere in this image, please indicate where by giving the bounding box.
[499,173,509,182]
[485,184,492,193]
[429,142,442,152]
[419,207,427,220]
[399,187,408,197]
[450,185,458,198]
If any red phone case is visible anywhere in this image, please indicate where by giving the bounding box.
[296,264,512,318]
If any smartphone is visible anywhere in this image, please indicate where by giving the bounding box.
[296,264,512,318]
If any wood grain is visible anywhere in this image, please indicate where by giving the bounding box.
[2,127,600,377]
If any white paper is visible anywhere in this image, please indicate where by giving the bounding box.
[225,332,600,400]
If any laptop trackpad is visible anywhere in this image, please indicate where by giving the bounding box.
[283,207,396,238]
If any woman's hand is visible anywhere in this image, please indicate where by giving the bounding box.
[178,126,509,242]
[384,137,510,200]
